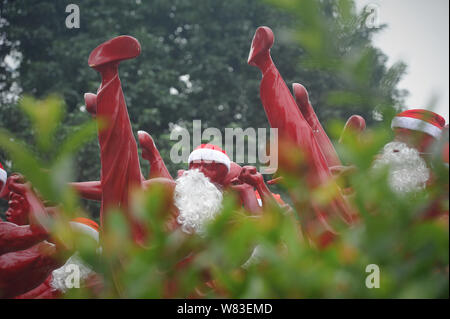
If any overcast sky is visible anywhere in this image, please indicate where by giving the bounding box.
[356,0,449,123]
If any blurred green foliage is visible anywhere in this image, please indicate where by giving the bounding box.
[0,0,447,299]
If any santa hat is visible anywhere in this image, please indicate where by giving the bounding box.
[69,217,100,243]
[391,109,446,139]
[0,162,7,191]
[188,144,231,171]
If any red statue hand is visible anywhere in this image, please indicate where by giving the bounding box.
[138,130,172,180]
[228,177,261,215]
[239,165,280,208]
[238,166,263,189]
[293,83,342,167]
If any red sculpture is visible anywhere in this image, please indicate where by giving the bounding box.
[373,109,447,197]
[87,35,147,245]
[292,83,342,168]
[0,175,61,298]
[138,131,172,180]
[248,26,355,244]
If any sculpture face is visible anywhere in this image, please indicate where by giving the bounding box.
[5,191,29,225]
[373,141,430,194]
[394,128,435,154]
[222,162,243,188]
[188,160,228,186]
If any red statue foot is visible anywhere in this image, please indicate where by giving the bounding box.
[84,93,97,116]
[339,114,366,144]
[248,26,355,243]
[88,36,146,245]
[293,83,342,167]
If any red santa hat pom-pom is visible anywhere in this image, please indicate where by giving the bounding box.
[188,144,231,171]
[391,109,446,139]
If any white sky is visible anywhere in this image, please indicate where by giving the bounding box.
[356,0,449,123]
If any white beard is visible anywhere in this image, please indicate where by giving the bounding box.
[50,253,93,293]
[174,169,223,235]
[373,141,430,194]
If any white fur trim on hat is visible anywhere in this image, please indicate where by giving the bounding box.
[188,148,231,171]
[391,116,442,139]
[0,168,7,190]
[69,221,99,243]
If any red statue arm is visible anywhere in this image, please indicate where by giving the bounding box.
[0,241,61,298]
[13,275,61,299]
[88,36,147,245]
[238,166,279,208]
[293,83,342,167]
[222,162,261,214]
[248,27,354,241]
[4,175,52,232]
[0,222,48,255]
[138,130,173,180]
[228,178,262,215]
[69,181,102,201]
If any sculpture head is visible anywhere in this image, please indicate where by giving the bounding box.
[391,109,446,153]
[187,144,230,186]
[4,174,30,226]
[373,141,431,194]
[371,110,446,194]
[173,145,232,235]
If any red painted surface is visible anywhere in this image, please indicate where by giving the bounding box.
[138,130,172,180]
[0,176,59,298]
[88,36,146,245]
[293,83,342,167]
[248,27,355,241]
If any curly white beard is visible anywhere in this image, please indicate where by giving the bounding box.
[174,169,223,235]
[373,141,430,194]
[50,253,93,293]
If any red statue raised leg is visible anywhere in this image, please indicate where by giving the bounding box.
[292,83,342,167]
[248,26,355,244]
[87,36,146,245]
